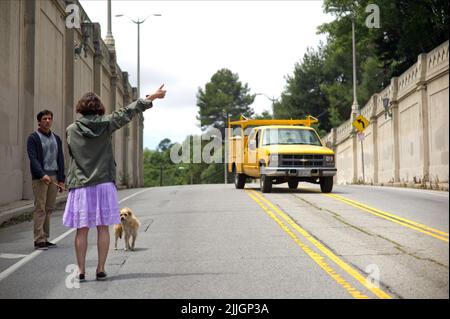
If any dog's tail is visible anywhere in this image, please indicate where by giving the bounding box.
[115,224,123,239]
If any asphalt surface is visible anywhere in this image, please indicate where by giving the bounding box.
[0,183,448,299]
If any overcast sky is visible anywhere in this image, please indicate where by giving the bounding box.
[79,0,333,149]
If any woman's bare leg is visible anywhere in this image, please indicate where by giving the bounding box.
[75,227,89,274]
[96,226,110,273]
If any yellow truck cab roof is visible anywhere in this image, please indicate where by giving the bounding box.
[228,115,319,129]
[254,125,316,131]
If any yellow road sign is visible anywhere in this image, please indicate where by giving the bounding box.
[352,115,369,132]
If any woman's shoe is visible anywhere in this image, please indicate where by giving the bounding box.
[77,273,86,282]
[96,272,107,281]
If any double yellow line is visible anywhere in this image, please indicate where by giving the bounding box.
[245,190,392,299]
[325,193,449,243]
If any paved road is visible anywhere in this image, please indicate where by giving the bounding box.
[0,184,448,299]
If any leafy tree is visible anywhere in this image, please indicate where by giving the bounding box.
[197,68,255,136]
[322,0,449,76]
[200,163,226,184]
[275,0,448,128]
[275,46,332,131]
[143,139,185,187]
[253,110,273,120]
[157,138,172,152]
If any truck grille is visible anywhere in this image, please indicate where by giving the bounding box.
[279,154,324,167]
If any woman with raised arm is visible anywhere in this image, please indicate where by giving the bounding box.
[63,85,166,282]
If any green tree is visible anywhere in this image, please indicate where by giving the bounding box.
[144,135,232,187]
[143,139,187,187]
[157,138,172,152]
[197,68,255,136]
[323,0,449,76]
[253,110,273,120]
[318,0,449,126]
[275,46,332,131]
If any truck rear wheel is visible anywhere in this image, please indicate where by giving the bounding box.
[234,169,246,189]
[288,180,299,189]
[260,174,273,193]
[320,177,333,193]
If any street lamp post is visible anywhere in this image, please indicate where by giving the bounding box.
[348,13,364,183]
[115,13,161,97]
[351,15,359,120]
[115,13,161,187]
[224,111,229,185]
[105,0,115,47]
[255,93,279,118]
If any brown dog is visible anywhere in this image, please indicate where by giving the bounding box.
[114,207,141,251]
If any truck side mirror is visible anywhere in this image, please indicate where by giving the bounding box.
[325,141,332,149]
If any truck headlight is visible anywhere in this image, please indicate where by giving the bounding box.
[324,155,334,166]
[269,154,279,166]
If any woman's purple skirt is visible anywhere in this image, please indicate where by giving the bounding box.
[63,182,120,229]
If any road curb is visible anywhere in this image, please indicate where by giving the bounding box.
[345,182,449,192]
[0,195,68,227]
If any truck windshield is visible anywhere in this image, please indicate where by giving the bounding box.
[262,128,322,146]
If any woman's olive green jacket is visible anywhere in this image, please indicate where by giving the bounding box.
[66,99,152,189]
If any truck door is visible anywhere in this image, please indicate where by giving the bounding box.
[245,129,259,176]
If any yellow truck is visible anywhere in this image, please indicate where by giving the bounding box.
[227,116,336,193]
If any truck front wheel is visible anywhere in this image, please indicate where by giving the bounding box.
[234,169,246,189]
[320,177,333,193]
[260,174,273,193]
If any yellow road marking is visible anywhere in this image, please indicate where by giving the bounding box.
[251,191,392,299]
[296,186,449,243]
[328,194,449,237]
[247,190,392,299]
[325,194,449,243]
[245,191,370,299]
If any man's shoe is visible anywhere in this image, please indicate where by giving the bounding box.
[35,242,48,250]
[45,241,57,248]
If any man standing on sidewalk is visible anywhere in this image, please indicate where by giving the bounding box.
[27,110,65,250]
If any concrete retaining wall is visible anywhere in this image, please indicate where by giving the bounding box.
[324,41,449,187]
[0,0,144,206]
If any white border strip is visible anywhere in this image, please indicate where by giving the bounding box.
[0,254,28,259]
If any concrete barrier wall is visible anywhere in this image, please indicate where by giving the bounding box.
[376,112,394,183]
[0,0,24,206]
[115,72,125,185]
[324,41,449,186]
[427,42,449,182]
[0,0,144,206]
[335,137,353,184]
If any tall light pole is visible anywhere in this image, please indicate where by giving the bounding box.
[255,93,279,118]
[351,14,359,120]
[105,0,115,48]
[224,111,229,185]
[115,13,161,187]
[115,13,161,98]
[348,13,364,183]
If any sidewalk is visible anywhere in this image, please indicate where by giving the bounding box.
[0,194,68,227]
[353,182,449,192]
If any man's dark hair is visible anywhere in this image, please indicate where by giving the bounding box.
[37,110,53,122]
[76,92,106,116]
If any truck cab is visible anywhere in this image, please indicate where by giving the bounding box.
[228,116,336,193]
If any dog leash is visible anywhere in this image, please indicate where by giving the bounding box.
[50,180,68,192]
